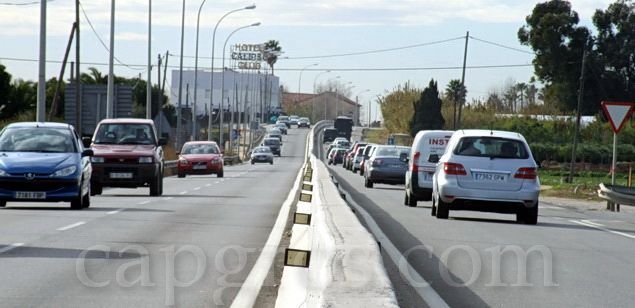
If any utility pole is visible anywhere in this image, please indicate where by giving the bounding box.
[457,31,469,129]
[106,0,115,119]
[368,100,371,128]
[157,53,162,137]
[567,50,588,183]
[75,0,81,132]
[146,0,152,119]
[36,0,46,122]
[176,0,186,149]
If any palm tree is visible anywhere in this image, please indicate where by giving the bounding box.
[80,67,108,84]
[263,40,282,75]
[445,79,465,129]
[516,82,528,112]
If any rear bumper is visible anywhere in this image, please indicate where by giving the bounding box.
[437,177,540,210]
[91,163,159,187]
[367,168,406,184]
[251,156,273,163]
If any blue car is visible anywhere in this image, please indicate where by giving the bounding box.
[0,122,94,209]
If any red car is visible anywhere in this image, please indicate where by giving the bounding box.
[177,141,224,178]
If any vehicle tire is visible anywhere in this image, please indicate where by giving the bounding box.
[431,197,437,216]
[90,182,102,196]
[158,174,164,196]
[403,192,409,205]
[217,169,224,178]
[82,190,91,208]
[71,183,85,210]
[0,200,6,208]
[270,161,274,165]
[178,172,186,178]
[406,191,417,207]
[352,168,357,174]
[251,161,255,165]
[523,204,538,225]
[150,175,161,196]
[364,177,374,188]
[436,198,449,219]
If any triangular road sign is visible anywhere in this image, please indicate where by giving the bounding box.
[601,101,634,134]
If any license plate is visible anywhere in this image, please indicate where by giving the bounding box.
[474,173,506,181]
[110,172,133,179]
[15,191,46,199]
[419,172,433,181]
[193,165,207,170]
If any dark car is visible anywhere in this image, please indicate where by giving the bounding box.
[298,117,311,128]
[364,146,411,188]
[274,123,288,135]
[277,116,291,128]
[89,118,167,196]
[323,128,338,143]
[263,138,281,156]
[0,122,93,209]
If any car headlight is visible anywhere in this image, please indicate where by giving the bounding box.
[178,158,188,164]
[211,157,221,163]
[139,157,153,163]
[91,156,104,163]
[51,166,77,177]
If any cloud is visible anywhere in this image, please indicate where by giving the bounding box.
[116,32,147,42]
[0,0,615,37]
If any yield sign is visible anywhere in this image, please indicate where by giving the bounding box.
[601,101,634,134]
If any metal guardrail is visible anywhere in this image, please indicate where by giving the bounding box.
[598,183,635,212]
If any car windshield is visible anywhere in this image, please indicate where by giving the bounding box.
[376,146,410,157]
[94,123,156,145]
[264,139,280,146]
[0,127,76,153]
[454,137,529,159]
[254,147,271,153]
[181,143,219,155]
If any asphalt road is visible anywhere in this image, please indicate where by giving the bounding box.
[0,127,308,307]
[323,127,635,308]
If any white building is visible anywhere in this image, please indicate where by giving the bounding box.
[170,70,280,115]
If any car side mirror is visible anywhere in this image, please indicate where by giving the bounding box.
[428,154,440,163]
[158,138,168,146]
[399,152,409,162]
[82,137,92,148]
[82,149,94,157]
[175,151,180,155]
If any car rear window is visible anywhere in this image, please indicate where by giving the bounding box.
[264,139,280,146]
[376,146,410,157]
[454,137,529,159]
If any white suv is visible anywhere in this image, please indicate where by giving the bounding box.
[432,130,540,224]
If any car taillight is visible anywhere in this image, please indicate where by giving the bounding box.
[412,151,421,172]
[372,159,383,167]
[514,167,537,180]
[443,162,467,175]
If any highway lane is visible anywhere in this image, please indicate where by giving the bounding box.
[0,128,308,307]
[323,128,635,308]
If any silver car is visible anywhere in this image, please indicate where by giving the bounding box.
[432,130,540,224]
[364,146,410,188]
[250,146,274,165]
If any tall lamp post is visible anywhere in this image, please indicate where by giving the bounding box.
[297,63,318,102]
[191,0,208,140]
[207,4,256,141]
[312,70,331,121]
[355,89,370,126]
[36,0,46,122]
[221,22,261,152]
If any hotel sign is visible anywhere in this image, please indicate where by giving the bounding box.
[231,44,264,70]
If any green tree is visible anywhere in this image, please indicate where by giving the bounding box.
[263,40,282,75]
[444,79,465,129]
[0,64,13,118]
[377,81,419,134]
[80,67,108,84]
[410,79,445,136]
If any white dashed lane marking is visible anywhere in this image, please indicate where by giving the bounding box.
[0,243,24,254]
[107,209,124,215]
[57,221,86,231]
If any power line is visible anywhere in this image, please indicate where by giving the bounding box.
[0,55,536,72]
[78,1,144,71]
[0,0,53,5]
[171,36,466,61]
[469,35,535,55]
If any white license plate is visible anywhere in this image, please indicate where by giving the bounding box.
[420,172,433,181]
[193,165,207,170]
[474,173,506,181]
[15,191,46,199]
[110,172,133,179]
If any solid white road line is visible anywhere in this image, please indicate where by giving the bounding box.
[345,193,450,308]
[0,243,24,254]
[571,220,635,240]
[106,209,124,215]
[57,221,86,231]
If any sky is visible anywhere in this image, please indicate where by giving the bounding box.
[0,0,613,122]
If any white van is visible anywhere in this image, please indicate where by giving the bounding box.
[404,130,454,207]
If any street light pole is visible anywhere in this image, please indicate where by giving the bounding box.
[176,0,186,149]
[221,22,261,152]
[146,0,152,119]
[297,63,318,102]
[208,4,256,141]
[36,0,46,122]
[192,0,208,140]
[106,0,115,119]
[355,89,370,126]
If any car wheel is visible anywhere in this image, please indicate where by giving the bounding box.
[364,177,374,188]
[522,203,538,225]
[251,161,255,165]
[0,200,6,208]
[270,160,274,165]
[436,198,449,219]
[431,196,437,216]
[406,191,417,207]
[403,192,409,205]
[217,169,224,178]
[352,167,357,174]
[178,172,186,178]
[90,182,102,196]
[82,190,91,208]
[150,175,161,196]
[71,182,85,210]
